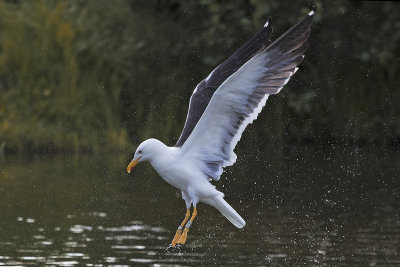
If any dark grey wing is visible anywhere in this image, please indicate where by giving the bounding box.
[175,19,273,147]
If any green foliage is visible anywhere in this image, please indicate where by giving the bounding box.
[0,0,129,153]
[0,0,399,154]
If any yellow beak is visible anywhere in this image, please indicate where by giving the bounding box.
[127,157,141,173]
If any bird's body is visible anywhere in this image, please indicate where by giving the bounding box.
[127,9,315,250]
[141,139,212,196]
[135,139,245,228]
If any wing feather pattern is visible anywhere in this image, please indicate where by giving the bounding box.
[175,20,273,147]
[180,11,315,181]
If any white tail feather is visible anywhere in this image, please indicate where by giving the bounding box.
[204,196,246,228]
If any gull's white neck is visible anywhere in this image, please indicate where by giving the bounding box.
[135,138,204,193]
[149,145,181,183]
[149,143,177,164]
[135,138,183,187]
[138,139,178,167]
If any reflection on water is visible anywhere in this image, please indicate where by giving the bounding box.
[0,144,399,266]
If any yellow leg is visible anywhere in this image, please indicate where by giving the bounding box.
[177,207,197,246]
[170,209,190,247]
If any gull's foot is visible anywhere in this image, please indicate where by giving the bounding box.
[165,244,177,252]
[165,244,185,253]
[177,227,189,246]
[167,207,196,253]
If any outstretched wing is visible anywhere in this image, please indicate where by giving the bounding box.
[180,10,315,181]
[175,19,273,147]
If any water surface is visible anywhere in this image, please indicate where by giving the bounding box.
[0,144,399,266]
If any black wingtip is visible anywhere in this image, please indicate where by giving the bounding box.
[264,16,272,27]
[308,5,317,16]
[312,5,317,12]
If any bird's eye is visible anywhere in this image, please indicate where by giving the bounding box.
[138,150,142,154]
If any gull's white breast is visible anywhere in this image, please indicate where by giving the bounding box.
[149,147,220,199]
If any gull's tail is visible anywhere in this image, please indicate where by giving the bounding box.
[205,196,246,229]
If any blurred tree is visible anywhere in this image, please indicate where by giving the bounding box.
[0,0,398,154]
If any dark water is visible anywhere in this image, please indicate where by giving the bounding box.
[0,144,399,266]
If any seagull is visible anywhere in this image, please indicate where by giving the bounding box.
[127,9,315,250]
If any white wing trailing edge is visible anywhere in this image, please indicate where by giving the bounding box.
[180,11,314,181]
[175,18,273,147]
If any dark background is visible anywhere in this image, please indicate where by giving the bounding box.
[0,0,399,155]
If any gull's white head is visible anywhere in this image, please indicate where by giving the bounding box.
[126,138,165,173]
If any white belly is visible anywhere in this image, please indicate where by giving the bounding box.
[149,155,219,200]
[150,156,195,190]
